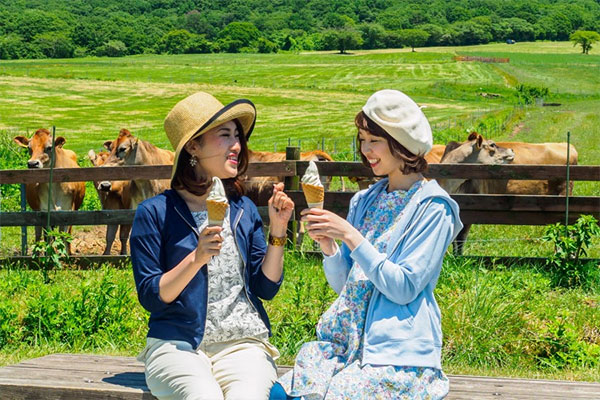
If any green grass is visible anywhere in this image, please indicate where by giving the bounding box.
[1,254,598,381]
[0,51,507,155]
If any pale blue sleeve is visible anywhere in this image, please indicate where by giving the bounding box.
[322,241,353,294]
[349,199,455,305]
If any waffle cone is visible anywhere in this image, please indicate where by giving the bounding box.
[206,200,228,226]
[302,183,324,209]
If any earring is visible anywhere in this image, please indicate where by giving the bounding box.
[189,155,198,167]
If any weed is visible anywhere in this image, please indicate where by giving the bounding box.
[536,313,600,370]
[542,215,600,287]
[30,228,72,283]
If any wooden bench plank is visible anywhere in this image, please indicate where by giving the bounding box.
[1,354,599,399]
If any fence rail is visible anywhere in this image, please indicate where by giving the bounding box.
[2,193,597,227]
[1,156,599,259]
[1,163,599,184]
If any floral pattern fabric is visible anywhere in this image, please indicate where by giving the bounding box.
[192,209,269,344]
[278,180,449,399]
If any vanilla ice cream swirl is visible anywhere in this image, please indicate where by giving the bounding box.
[301,161,323,187]
[207,177,228,203]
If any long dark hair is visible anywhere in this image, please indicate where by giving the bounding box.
[171,119,248,198]
[355,111,428,175]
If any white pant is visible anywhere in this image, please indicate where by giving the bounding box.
[139,337,280,400]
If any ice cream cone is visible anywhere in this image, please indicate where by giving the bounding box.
[302,182,324,209]
[207,199,228,226]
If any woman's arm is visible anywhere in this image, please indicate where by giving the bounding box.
[301,196,363,293]
[158,225,223,304]
[131,203,225,306]
[350,199,455,304]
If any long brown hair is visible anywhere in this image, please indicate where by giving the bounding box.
[355,111,428,175]
[171,119,248,198]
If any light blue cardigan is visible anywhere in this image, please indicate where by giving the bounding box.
[323,178,463,370]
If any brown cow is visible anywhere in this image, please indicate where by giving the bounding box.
[101,129,174,208]
[494,141,578,195]
[438,132,516,254]
[88,149,132,255]
[13,128,86,254]
[439,132,515,194]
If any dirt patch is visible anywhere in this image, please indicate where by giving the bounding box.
[71,225,127,255]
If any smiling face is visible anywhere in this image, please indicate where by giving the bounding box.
[358,129,405,178]
[186,120,243,180]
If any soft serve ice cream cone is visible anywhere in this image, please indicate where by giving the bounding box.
[206,177,228,226]
[301,160,324,209]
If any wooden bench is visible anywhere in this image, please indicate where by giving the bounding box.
[1,354,599,399]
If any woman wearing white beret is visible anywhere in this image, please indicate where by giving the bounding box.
[270,89,463,399]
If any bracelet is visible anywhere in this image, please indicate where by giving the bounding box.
[268,234,287,247]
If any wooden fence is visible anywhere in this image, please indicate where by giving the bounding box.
[1,149,599,260]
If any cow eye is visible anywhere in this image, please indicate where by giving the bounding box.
[45,146,53,152]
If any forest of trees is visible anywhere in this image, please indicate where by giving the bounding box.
[0,0,599,59]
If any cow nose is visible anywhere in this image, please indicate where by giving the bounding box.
[27,160,41,169]
[506,149,515,162]
[99,181,112,191]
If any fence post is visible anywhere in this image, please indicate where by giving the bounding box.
[47,126,57,231]
[565,131,571,227]
[285,146,300,249]
[20,184,27,255]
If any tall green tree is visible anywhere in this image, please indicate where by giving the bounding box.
[397,29,430,52]
[321,28,363,54]
[570,30,600,54]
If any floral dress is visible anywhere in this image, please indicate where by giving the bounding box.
[278,180,449,400]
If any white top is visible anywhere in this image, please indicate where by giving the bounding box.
[192,209,269,344]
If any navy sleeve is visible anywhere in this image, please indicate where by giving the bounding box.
[130,203,169,312]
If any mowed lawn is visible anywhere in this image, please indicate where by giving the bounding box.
[0,50,510,154]
[0,42,598,257]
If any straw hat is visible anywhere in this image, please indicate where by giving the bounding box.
[362,89,432,156]
[164,92,256,179]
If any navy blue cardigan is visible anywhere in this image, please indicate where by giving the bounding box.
[130,189,282,349]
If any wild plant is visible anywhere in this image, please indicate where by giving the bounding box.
[542,215,600,287]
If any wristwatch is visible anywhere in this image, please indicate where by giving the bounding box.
[268,234,287,247]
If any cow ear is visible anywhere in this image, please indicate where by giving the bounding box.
[467,131,478,141]
[103,140,113,151]
[476,135,483,149]
[55,137,66,147]
[88,149,97,162]
[13,136,29,147]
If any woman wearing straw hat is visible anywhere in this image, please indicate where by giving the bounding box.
[131,92,294,400]
[270,90,463,399]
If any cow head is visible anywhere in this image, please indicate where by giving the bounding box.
[441,132,514,165]
[88,149,112,191]
[14,128,67,169]
[104,129,138,166]
[89,148,130,194]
